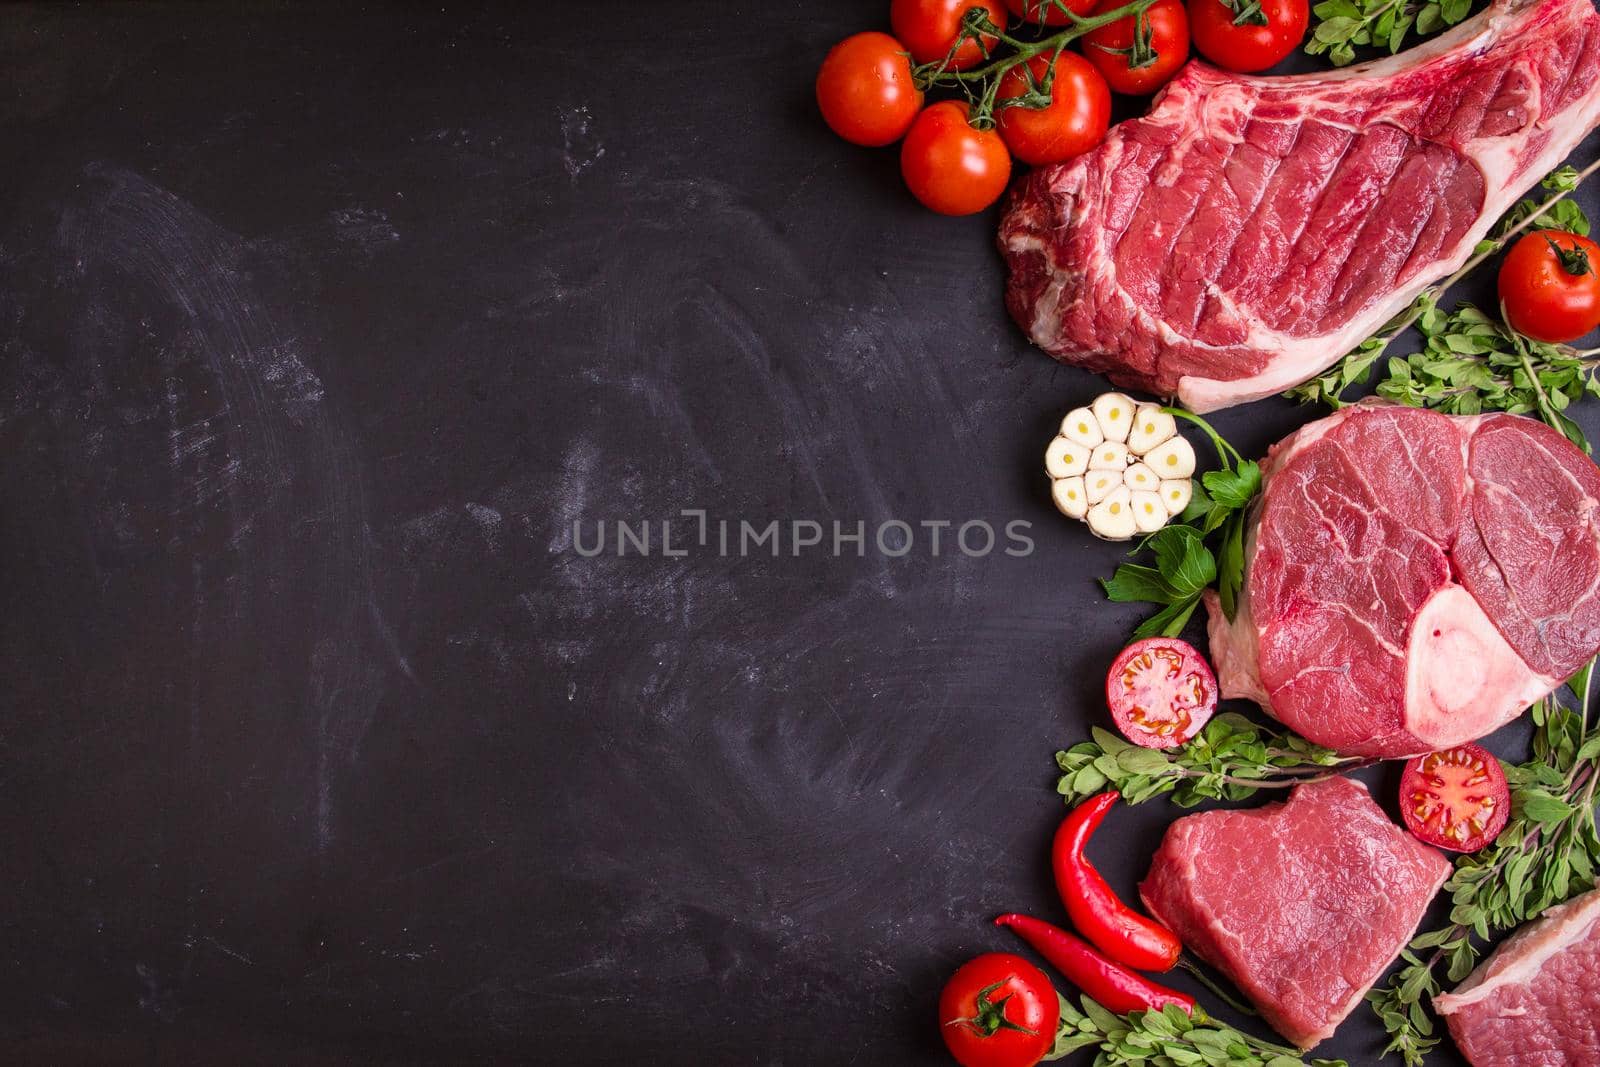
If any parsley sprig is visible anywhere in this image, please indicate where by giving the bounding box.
[1099,410,1261,640]
[1046,995,1347,1066]
[1287,161,1600,450]
[1368,663,1600,1065]
[1057,714,1363,807]
[1307,0,1468,66]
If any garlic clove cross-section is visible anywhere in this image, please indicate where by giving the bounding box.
[1045,437,1091,479]
[1060,407,1104,448]
[1086,485,1136,540]
[1046,391,1200,540]
[1053,477,1088,518]
[1091,393,1135,443]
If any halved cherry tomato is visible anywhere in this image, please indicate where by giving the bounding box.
[996,53,1112,166]
[1399,744,1510,853]
[1083,0,1190,96]
[1005,0,1095,23]
[1105,637,1217,749]
[1188,0,1307,72]
[1499,229,1600,343]
[892,0,1010,69]
[939,953,1059,1067]
[901,100,1013,215]
[816,32,925,147]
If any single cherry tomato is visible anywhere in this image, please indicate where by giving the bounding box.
[1399,744,1510,853]
[995,54,1112,165]
[1005,0,1095,25]
[1105,637,1217,749]
[901,100,1013,215]
[1499,229,1600,343]
[1084,0,1190,95]
[939,953,1059,1067]
[1188,0,1307,72]
[816,32,925,147]
[892,0,1010,69]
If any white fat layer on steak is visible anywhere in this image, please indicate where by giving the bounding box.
[1435,886,1600,1015]
[1404,585,1557,747]
[1003,0,1600,412]
[1173,0,1600,412]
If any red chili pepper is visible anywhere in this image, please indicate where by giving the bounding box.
[994,913,1195,1017]
[1054,790,1183,972]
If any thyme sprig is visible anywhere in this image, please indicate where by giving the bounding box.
[1368,664,1600,1065]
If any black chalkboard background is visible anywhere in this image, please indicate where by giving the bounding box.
[3,3,1598,1064]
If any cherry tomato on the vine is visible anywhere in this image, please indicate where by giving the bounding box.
[996,54,1111,165]
[1005,0,1095,25]
[1083,0,1190,95]
[901,100,1013,215]
[892,0,1010,69]
[1188,0,1307,72]
[939,953,1059,1067]
[816,32,925,146]
[1499,229,1600,343]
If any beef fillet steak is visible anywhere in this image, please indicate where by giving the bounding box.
[999,0,1600,412]
[1140,776,1450,1049]
[1436,886,1600,1066]
[1207,405,1600,758]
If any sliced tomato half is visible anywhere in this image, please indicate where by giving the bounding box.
[1399,743,1510,853]
[1104,637,1217,749]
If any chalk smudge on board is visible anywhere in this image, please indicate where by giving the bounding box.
[558,105,605,181]
[55,164,395,852]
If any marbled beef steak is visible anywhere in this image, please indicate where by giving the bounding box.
[1140,776,1450,1049]
[1208,405,1600,758]
[999,0,1600,412]
[1436,886,1600,1065]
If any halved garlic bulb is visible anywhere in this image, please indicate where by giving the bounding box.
[1046,392,1198,540]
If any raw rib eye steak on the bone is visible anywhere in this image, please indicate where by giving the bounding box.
[1206,405,1600,758]
[999,0,1600,413]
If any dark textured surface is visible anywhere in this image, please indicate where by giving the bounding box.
[1,3,1597,1065]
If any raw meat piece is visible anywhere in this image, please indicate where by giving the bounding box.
[1208,405,1600,758]
[999,0,1600,412]
[1140,776,1450,1048]
[1435,886,1600,1066]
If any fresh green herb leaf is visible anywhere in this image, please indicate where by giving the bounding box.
[1099,409,1259,638]
[1306,0,1469,66]
[1047,994,1347,1066]
[1288,161,1600,445]
[1057,711,1361,808]
[1368,670,1600,1064]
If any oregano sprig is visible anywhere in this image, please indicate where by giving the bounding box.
[1307,0,1469,66]
[1056,713,1363,807]
[1286,160,1600,451]
[1368,665,1600,1065]
[1046,995,1347,1066]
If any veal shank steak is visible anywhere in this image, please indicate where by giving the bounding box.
[1140,776,1450,1048]
[1000,0,1600,412]
[1207,405,1600,758]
